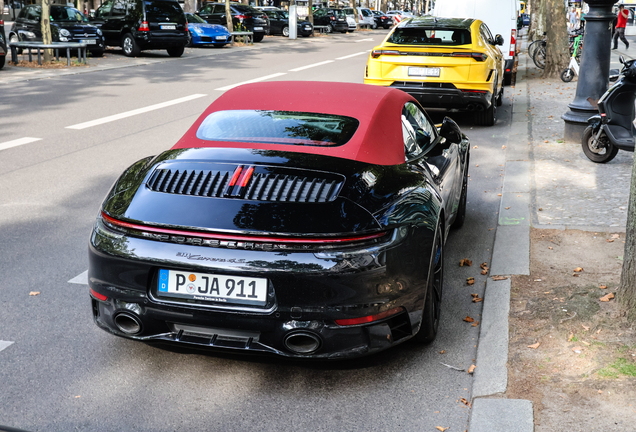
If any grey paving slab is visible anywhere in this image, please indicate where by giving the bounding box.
[499,193,530,227]
[505,140,530,161]
[512,111,530,123]
[472,278,511,397]
[503,161,531,193]
[512,96,529,113]
[489,225,530,275]
[469,399,534,432]
[509,120,529,137]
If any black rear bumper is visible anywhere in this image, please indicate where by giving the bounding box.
[391,81,493,111]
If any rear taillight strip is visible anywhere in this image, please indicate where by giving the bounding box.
[101,212,387,245]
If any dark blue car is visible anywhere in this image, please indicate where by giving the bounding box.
[186,13,231,47]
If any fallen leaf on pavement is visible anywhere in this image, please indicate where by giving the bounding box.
[607,239,615,243]
[548,247,553,250]
[574,267,584,272]
[497,193,502,196]
[29,291,40,296]
[528,342,541,349]
[480,262,488,270]
[472,296,483,303]
[467,277,475,286]
[502,145,506,150]
[598,390,603,394]
[611,234,620,239]
[439,350,446,354]
[544,140,549,143]
[471,321,480,327]
[572,346,583,353]
[582,325,590,331]
[75,395,81,398]
[435,427,449,432]
[467,364,476,374]
[492,275,509,281]
[600,285,607,289]
[505,206,510,210]
[600,293,615,302]
[473,146,478,149]
[581,341,590,346]
[460,259,473,267]
[573,273,579,277]
[539,207,543,211]
[568,333,574,342]
[464,316,475,323]
[460,397,472,408]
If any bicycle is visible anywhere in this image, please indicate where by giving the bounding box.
[561,33,583,82]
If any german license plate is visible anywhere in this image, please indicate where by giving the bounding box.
[161,24,176,30]
[304,26,311,30]
[254,26,263,31]
[215,36,226,40]
[80,39,97,45]
[157,269,268,306]
[408,67,440,77]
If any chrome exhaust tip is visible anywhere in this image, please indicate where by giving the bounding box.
[284,332,321,354]
[113,312,143,335]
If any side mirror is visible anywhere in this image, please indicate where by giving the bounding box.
[495,34,504,46]
[439,117,462,145]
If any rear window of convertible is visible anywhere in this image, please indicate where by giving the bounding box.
[196,110,360,147]
[388,27,471,45]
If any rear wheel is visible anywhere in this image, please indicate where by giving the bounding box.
[533,44,546,69]
[496,86,504,107]
[122,33,140,57]
[186,31,193,47]
[90,49,104,57]
[582,126,619,163]
[474,84,497,126]
[413,223,444,344]
[167,46,184,57]
[326,24,333,33]
[253,34,264,42]
[282,26,289,37]
[0,55,5,70]
[372,21,378,29]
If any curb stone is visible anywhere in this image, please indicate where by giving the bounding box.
[468,40,534,430]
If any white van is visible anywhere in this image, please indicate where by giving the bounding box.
[433,0,518,84]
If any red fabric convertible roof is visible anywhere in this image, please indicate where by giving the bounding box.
[172,81,415,165]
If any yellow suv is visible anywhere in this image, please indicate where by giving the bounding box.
[364,17,505,126]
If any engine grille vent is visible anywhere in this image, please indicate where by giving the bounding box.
[147,167,343,203]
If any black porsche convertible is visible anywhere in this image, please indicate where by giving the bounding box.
[88,81,470,359]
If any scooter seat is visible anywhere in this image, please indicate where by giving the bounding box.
[605,124,635,149]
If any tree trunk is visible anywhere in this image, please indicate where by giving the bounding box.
[529,0,546,42]
[183,0,195,13]
[542,0,568,78]
[41,0,53,62]
[620,146,636,320]
[381,0,387,13]
[225,0,233,31]
[349,0,358,23]
[307,0,313,25]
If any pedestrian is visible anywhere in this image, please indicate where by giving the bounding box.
[568,8,577,31]
[613,5,629,50]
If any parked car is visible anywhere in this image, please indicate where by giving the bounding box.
[9,4,105,57]
[433,0,518,85]
[185,12,230,47]
[0,20,6,70]
[89,0,187,57]
[345,15,357,31]
[88,80,470,359]
[312,8,348,33]
[196,3,269,43]
[257,7,313,37]
[365,16,505,126]
[343,7,374,28]
[371,10,393,29]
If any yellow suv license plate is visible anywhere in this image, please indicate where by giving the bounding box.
[408,67,440,77]
[157,269,268,307]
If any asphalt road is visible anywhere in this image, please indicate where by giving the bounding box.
[0,32,508,432]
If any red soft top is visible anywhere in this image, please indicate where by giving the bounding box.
[172,81,415,166]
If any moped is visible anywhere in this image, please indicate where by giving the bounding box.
[582,56,636,163]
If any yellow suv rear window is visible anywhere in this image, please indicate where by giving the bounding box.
[388,27,471,45]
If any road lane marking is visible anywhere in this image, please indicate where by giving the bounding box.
[215,73,287,91]
[0,341,14,353]
[355,38,374,42]
[288,60,334,72]
[66,94,208,130]
[336,52,368,60]
[0,137,42,152]
[68,270,88,285]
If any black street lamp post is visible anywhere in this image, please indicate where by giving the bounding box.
[562,0,616,142]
